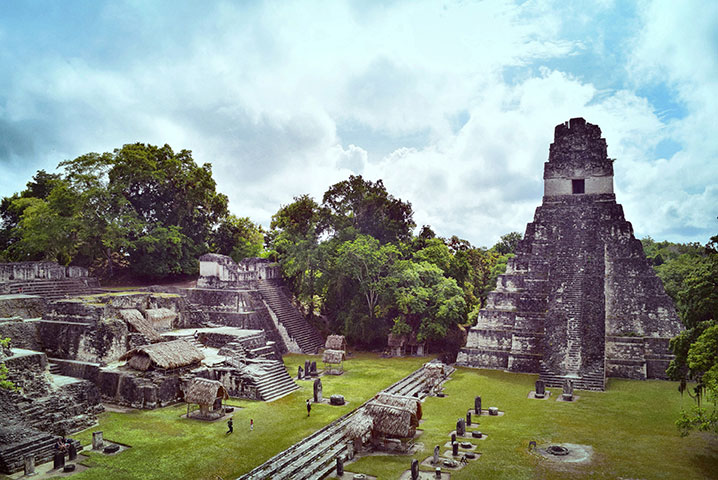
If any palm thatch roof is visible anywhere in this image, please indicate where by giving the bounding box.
[325,335,346,350]
[373,392,422,420]
[322,349,345,364]
[344,410,373,440]
[424,362,447,380]
[184,378,229,405]
[119,309,162,342]
[120,339,205,371]
[364,402,418,439]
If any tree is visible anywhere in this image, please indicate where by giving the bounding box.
[0,170,63,254]
[493,231,523,255]
[57,143,229,278]
[664,233,718,435]
[321,175,415,244]
[7,182,82,264]
[335,235,399,343]
[0,337,19,392]
[212,215,264,263]
[388,260,466,342]
[269,195,323,319]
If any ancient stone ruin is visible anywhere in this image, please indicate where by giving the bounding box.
[457,118,682,390]
[197,254,324,354]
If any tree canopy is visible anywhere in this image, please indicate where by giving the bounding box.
[648,233,718,436]
[1,144,229,279]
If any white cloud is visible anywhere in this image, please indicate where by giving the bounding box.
[0,0,715,247]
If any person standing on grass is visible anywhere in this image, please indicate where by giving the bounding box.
[226,417,233,434]
[250,418,253,431]
[306,399,311,417]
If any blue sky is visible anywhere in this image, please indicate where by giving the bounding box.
[1,0,716,247]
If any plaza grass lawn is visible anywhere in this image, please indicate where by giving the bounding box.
[30,356,718,480]
[335,367,718,480]
[48,353,428,480]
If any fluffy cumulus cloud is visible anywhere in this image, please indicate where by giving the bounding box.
[0,0,715,247]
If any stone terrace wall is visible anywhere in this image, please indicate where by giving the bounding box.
[197,254,281,288]
[0,262,88,283]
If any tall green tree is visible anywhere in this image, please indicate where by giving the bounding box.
[662,234,718,435]
[58,143,229,278]
[269,195,323,319]
[321,175,414,244]
[212,215,265,263]
[335,235,399,343]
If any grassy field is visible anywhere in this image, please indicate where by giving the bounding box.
[26,354,717,480]
[341,366,718,480]
[50,353,428,480]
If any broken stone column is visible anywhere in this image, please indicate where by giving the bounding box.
[53,451,65,470]
[92,431,104,450]
[23,455,35,476]
[68,442,78,460]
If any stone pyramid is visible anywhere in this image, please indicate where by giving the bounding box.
[456,118,682,390]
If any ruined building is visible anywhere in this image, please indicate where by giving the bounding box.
[457,118,682,390]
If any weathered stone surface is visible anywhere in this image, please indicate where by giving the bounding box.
[330,394,345,405]
[457,118,682,390]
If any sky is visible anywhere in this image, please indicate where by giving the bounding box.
[0,0,716,247]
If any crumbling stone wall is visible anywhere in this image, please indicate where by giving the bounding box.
[0,262,89,283]
[38,292,192,364]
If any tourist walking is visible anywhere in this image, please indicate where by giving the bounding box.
[226,418,233,434]
[250,418,253,431]
[306,399,311,417]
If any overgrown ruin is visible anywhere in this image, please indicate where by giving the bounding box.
[0,255,323,473]
[457,118,683,390]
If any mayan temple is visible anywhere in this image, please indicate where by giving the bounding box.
[456,117,683,390]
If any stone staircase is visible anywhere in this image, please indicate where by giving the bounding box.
[0,430,81,474]
[254,360,300,402]
[539,363,606,391]
[239,361,453,480]
[257,280,324,354]
[4,278,102,300]
[48,362,62,375]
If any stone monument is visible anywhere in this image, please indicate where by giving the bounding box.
[336,455,344,476]
[433,445,440,464]
[457,118,682,390]
[411,459,419,480]
[92,431,104,450]
[474,396,481,414]
[456,418,465,436]
[562,379,574,401]
[23,455,35,476]
[535,379,546,398]
[298,366,303,379]
[313,378,323,403]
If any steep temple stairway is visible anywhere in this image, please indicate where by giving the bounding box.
[257,279,324,354]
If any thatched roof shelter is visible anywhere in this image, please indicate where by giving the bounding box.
[373,393,422,420]
[184,378,229,405]
[423,362,447,386]
[364,402,418,439]
[325,335,347,351]
[322,349,345,365]
[120,339,204,371]
[344,410,373,440]
[119,309,162,343]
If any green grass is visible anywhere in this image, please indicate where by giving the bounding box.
[339,367,718,480]
[52,353,428,480]
[28,356,718,480]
